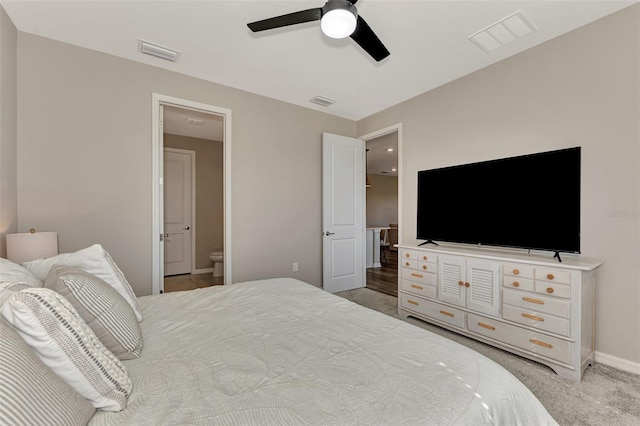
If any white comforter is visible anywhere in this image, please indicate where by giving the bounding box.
[90,278,556,425]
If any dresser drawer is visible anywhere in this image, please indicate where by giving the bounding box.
[503,288,570,319]
[400,294,465,329]
[416,252,435,262]
[535,281,570,299]
[400,280,436,299]
[503,276,534,292]
[535,268,571,284]
[502,304,570,337]
[467,313,571,364]
[504,263,534,279]
[401,268,436,286]
[402,259,418,269]
[417,261,437,273]
[401,249,419,260]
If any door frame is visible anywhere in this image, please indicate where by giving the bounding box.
[152,93,232,295]
[163,147,197,275]
[358,123,403,247]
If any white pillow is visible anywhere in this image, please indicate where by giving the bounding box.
[22,244,142,321]
[1,287,133,412]
[0,257,42,288]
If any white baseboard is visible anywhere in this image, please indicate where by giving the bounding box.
[595,351,640,375]
[193,268,213,275]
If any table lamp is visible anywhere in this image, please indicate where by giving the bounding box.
[6,229,58,264]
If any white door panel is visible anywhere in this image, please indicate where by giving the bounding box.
[164,149,193,276]
[322,133,365,293]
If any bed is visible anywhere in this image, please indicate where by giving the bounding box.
[84,278,556,425]
[1,249,555,425]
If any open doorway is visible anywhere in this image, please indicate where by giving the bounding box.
[162,106,224,293]
[151,94,232,295]
[360,124,402,297]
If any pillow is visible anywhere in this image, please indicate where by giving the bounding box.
[0,257,42,288]
[45,265,143,360]
[0,317,96,425]
[1,287,133,412]
[0,282,31,306]
[22,244,142,321]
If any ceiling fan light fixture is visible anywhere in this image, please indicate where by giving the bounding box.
[321,7,356,39]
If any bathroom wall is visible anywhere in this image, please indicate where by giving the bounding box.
[366,174,398,227]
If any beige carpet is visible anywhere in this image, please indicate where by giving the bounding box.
[336,288,640,426]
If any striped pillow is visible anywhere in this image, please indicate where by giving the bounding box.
[0,287,133,412]
[0,317,96,425]
[44,265,143,360]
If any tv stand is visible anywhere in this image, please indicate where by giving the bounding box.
[418,239,439,247]
[553,251,563,263]
[397,243,603,382]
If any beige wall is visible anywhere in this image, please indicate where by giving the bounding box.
[366,174,398,227]
[16,33,355,295]
[164,134,223,270]
[0,5,17,257]
[358,6,640,364]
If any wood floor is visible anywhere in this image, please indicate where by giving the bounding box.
[366,249,398,297]
[164,273,223,293]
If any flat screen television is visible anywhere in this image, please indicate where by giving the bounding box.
[416,147,581,256]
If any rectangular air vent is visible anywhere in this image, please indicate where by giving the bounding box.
[469,11,537,53]
[310,95,336,107]
[138,39,180,62]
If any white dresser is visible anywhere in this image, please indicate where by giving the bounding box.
[397,243,603,382]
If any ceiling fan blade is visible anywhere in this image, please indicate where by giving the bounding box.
[350,15,390,62]
[347,0,359,4]
[247,8,322,32]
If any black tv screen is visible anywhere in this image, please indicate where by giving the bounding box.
[417,147,581,253]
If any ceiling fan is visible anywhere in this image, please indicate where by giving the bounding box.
[247,0,390,62]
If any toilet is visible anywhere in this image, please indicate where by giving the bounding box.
[209,251,224,278]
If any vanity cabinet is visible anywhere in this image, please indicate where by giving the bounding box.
[397,244,603,382]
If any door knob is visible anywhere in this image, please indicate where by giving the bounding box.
[160,233,169,241]
[324,231,335,236]
[182,226,190,230]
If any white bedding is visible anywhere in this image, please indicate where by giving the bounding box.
[89,278,556,425]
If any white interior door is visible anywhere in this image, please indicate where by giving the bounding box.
[322,132,365,293]
[163,148,193,276]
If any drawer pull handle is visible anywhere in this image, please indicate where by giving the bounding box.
[411,284,424,290]
[513,281,520,287]
[522,313,544,322]
[464,282,470,288]
[513,269,520,275]
[439,310,454,317]
[422,256,428,260]
[478,322,495,331]
[546,287,554,294]
[547,273,555,280]
[405,253,411,258]
[522,296,544,305]
[405,262,411,266]
[411,273,423,279]
[458,281,464,286]
[407,299,419,306]
[530,338,553,349]
[422,265,428,270]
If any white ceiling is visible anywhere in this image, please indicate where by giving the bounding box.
[163,105,223,141]
[2,1,636,121]
[367,132,398,177]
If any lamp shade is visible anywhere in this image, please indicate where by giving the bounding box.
[6,231,58,264]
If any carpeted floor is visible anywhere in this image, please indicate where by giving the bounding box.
[336,287,640,426]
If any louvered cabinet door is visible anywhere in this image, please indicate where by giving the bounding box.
[438,256,465,307]
[466,259,501,317]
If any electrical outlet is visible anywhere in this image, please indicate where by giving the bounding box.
[293,262,299,272]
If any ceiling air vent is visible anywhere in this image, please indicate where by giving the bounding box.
[310,95,336,107]
[138,39,180,62]
[469,11,537,53]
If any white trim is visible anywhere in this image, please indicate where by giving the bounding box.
[152,93,232,295]
[358,123,403,245]
[193,267,214,275]
[595,351,640,375]
[163,147,196,274]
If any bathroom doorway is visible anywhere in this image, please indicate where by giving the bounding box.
[151,94,232,295]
